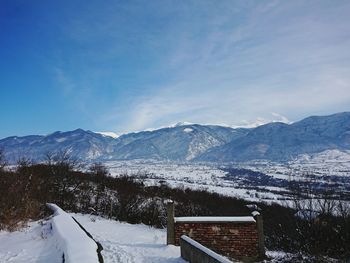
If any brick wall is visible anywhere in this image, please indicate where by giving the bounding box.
[174,221,259,261]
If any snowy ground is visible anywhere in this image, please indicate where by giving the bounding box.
[104,150,350,204]
[73,214,185,263]
[0,220,61,263]
[0,213,325,263]
[0,214,185,263]
[105,160,286,203]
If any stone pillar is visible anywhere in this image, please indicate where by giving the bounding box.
[253,211,265,259]
[166,200,175,245]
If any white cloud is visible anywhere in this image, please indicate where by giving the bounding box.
[54,1,350,133]
[271,113,290,124]
[54,68,75,96]
[95,131,119,138]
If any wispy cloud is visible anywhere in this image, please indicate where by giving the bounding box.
[54,67,75,96]
[49,0,350,133]
[116,1,350,132]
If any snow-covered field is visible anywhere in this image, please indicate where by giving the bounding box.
[104,150,350,204]
[0,214,185,263]
[105,160,271,202]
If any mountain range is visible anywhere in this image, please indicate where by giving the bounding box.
[1,112,349,163]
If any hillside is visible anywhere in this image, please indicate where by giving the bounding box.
[197,112,350,161]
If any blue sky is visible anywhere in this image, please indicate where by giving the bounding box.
[1,0,350,138]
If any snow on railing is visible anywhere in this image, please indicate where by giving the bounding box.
[180,235,233,263]
[46,203,101,263]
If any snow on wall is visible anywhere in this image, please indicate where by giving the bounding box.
[47,203,100,263]
[180,235,233,263]
[175,216,255,223]
[174,219,259,259]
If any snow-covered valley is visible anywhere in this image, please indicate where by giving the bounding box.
[105,150,350,204]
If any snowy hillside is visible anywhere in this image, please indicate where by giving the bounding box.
[0,124,244,162]
[109,124,243,161]
[197,112,350,162]
[0,129,115,163]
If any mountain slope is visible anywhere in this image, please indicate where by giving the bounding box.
[1,112,349,163]
[0,129,114,162]
[110,124,246,161]
[0,125,245,162]
[196,112,350,162]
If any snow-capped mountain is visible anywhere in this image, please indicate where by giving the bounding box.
[109,124,246,161]
[196,112,350,162]
[0,125,245,163]
[0,129,115,163]
[0,112,349,163]
[95,131,120,138]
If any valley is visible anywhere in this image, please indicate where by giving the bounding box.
[105,149,350,204]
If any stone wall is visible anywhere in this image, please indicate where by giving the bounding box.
[174,218,259,262]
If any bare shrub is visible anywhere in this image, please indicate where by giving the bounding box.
[88,162,109,177]
[44,150,83,176]
[287,174,350,259]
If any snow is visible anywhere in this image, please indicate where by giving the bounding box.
[294,210,320,220]
[47,203,99,263]
[105,160,288,204]
[0,213,186,263]
[1,211,317,263]
[180,235,233,263]
[173,122,193,127]
[175,216,255,223]
[56,137,67,142]
[251,211,260,217]
[183,128,193,133]
[141,122,194,132]
[95,132,119,138]
[102,151,350,207]
[0,220,61,263]
[72,214,186,263]
[186,135,222,160]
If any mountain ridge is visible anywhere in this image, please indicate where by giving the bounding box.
[0,112,349,163]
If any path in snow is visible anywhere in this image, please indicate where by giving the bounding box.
[0,214,185,263]
[72,213,186,263]
[0,220,61,263]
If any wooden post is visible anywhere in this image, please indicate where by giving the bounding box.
[253,211,265,259]
[166,200,175,245]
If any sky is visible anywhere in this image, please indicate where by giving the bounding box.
[0,0,350,138]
